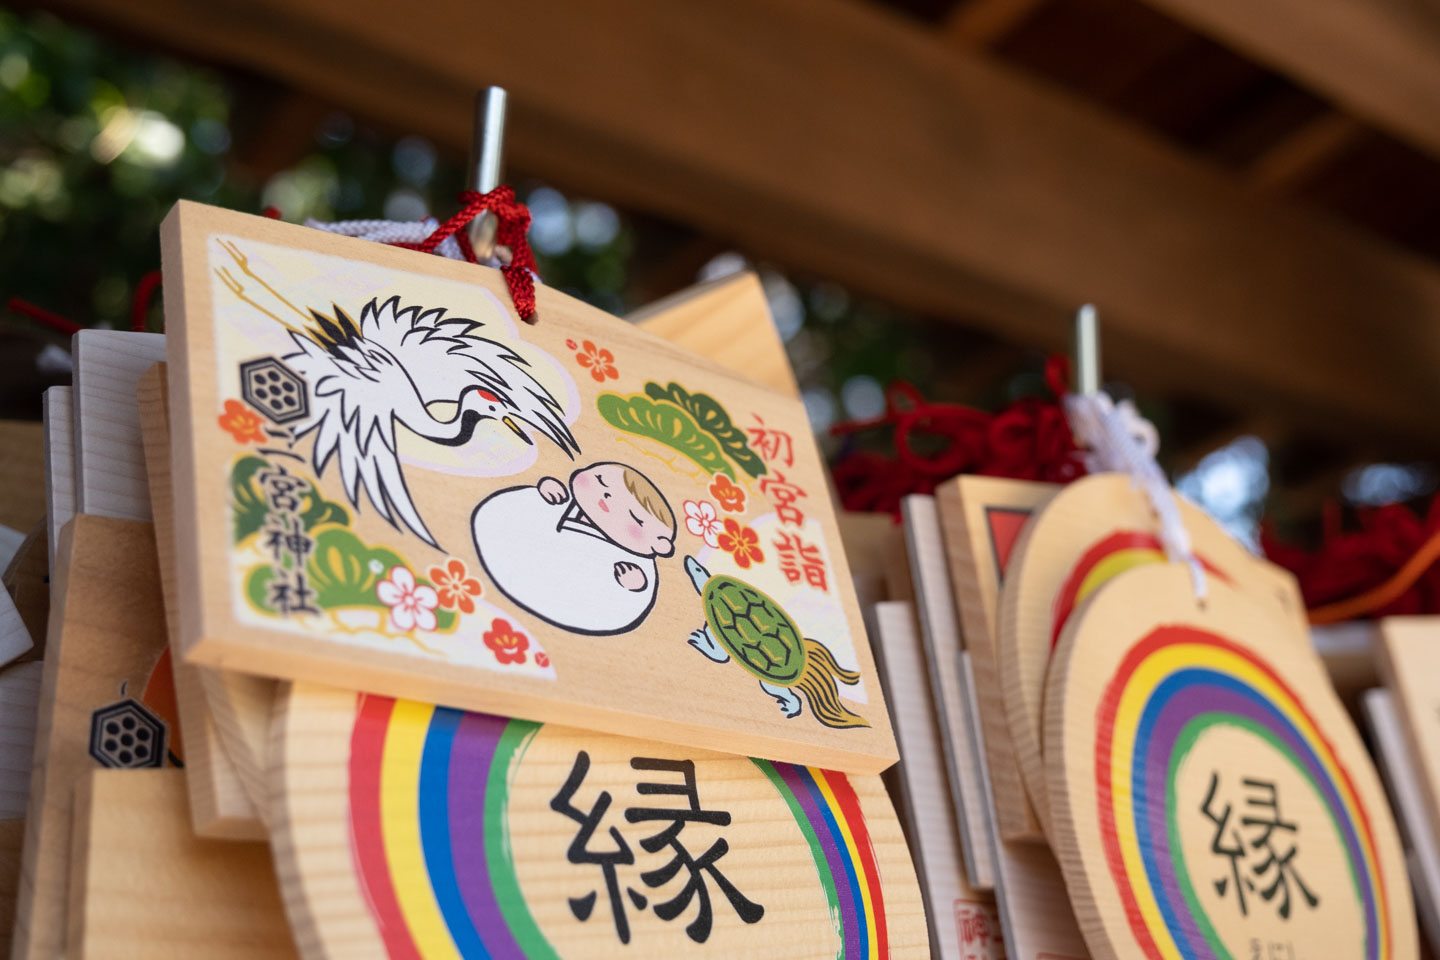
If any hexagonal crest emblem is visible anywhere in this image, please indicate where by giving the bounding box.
[88,697,167,769]
[240,356,309,425]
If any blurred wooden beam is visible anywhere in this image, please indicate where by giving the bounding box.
[944,0,1046,48]
[1131,0,1440,162]
[42,0,1440,447]
[1248,112,1364,194]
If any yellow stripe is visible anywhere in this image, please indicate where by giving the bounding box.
[1076,549,1165,607]
[380,700,462,960]
[1108,641,1384,960]
[810,767,879,955]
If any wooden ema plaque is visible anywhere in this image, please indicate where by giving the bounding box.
[66,769,296,960]
[1045,563,1415,960]
[899,494,994,889]
[138,363,265,837]
[936,475,1056,844]
[11,516,181,960]
[997,473,1305,836]
[1377,618,1440,879]
[161,202,894,774]
[868,600,1004,960]
[269,681,925,959]
[131,270,812,840]
[1361,688,1440,953]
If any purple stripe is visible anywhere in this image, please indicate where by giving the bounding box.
[447,712,524,959]
[776,763,860,955]
[1141,676,1375,960]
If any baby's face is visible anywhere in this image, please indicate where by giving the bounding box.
[571,464,673,557]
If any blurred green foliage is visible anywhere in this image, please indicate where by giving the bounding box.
[0,7,634,334]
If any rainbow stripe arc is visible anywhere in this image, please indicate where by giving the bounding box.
[1094,626,1391,960]
[1051,532,1225,649]
[347,694,886,958]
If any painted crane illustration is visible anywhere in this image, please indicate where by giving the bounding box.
[216,239,580,548]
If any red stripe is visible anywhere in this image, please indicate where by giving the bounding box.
[825,769,889,959]
[348,694,423,960]
[1052,531,1226,648]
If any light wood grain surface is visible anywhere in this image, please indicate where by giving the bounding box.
[1045,564,1414,960]
[0,422,46,537]
[10,517,172,960]
[1363,688,1440,956]
[0,662,42,820]
[43,386,76,568]
[900,494,994,889]
[138,363,264,838]
[0,818,23,950]
[72,330,167,522]
[870,600,1004,959]
[964,649,1089,960]
[937,475,1054,844]
[625,271,799,400]
[66,769,296,959]
[1378,618,1440,890]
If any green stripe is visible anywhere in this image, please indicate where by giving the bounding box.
[1167,714,1366,960]
[485,720,558,960]
[753,758,846,960]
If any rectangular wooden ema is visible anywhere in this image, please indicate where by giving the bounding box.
[138,363,264,838]
[67,769,295,960]
[1378,618,1440,869]
[899,494,994,889]
[868,600,1003,960]
[936,475,1056,844]
[161,201,895,774]
[128,271,805,841]
[11,516,175,960]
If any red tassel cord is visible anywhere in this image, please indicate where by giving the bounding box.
[829,355,1086,517]
[6,296,83,337]
[393,187,539,323]
[1264,496,1440,623]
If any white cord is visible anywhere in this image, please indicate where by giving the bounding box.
[304,217,476,263]
[1065,390,1207,601]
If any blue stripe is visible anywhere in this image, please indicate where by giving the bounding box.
[418,706,492,959]
[797,766,868,960]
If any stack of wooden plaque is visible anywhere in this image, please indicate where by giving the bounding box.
[0,198,1432,960]
[857,469,1425,959]
[3,202,930,960]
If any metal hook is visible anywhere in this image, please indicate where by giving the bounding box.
[1073,302,1101,395]
[467,87,508,262]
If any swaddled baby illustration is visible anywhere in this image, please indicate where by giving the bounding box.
[472,462,676,635]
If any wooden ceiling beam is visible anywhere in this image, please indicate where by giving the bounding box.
[42,0,1440,447]
[1130,0,1440,161]
[1247,112,1364,194]
[943,0,1047,48]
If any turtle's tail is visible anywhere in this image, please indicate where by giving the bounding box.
[796,639,869,729]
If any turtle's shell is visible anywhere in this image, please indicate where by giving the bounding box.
[702,575,805,686]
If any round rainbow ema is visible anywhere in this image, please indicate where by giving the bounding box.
[1095,626,1392,960]
[347,695,887,959]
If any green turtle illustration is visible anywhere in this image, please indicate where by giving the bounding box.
[683,555,868,729]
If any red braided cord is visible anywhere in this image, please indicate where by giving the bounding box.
[131,269,163,332]
[7,296,83,336]
[829,355,1085,516]
[393,187,538,322]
